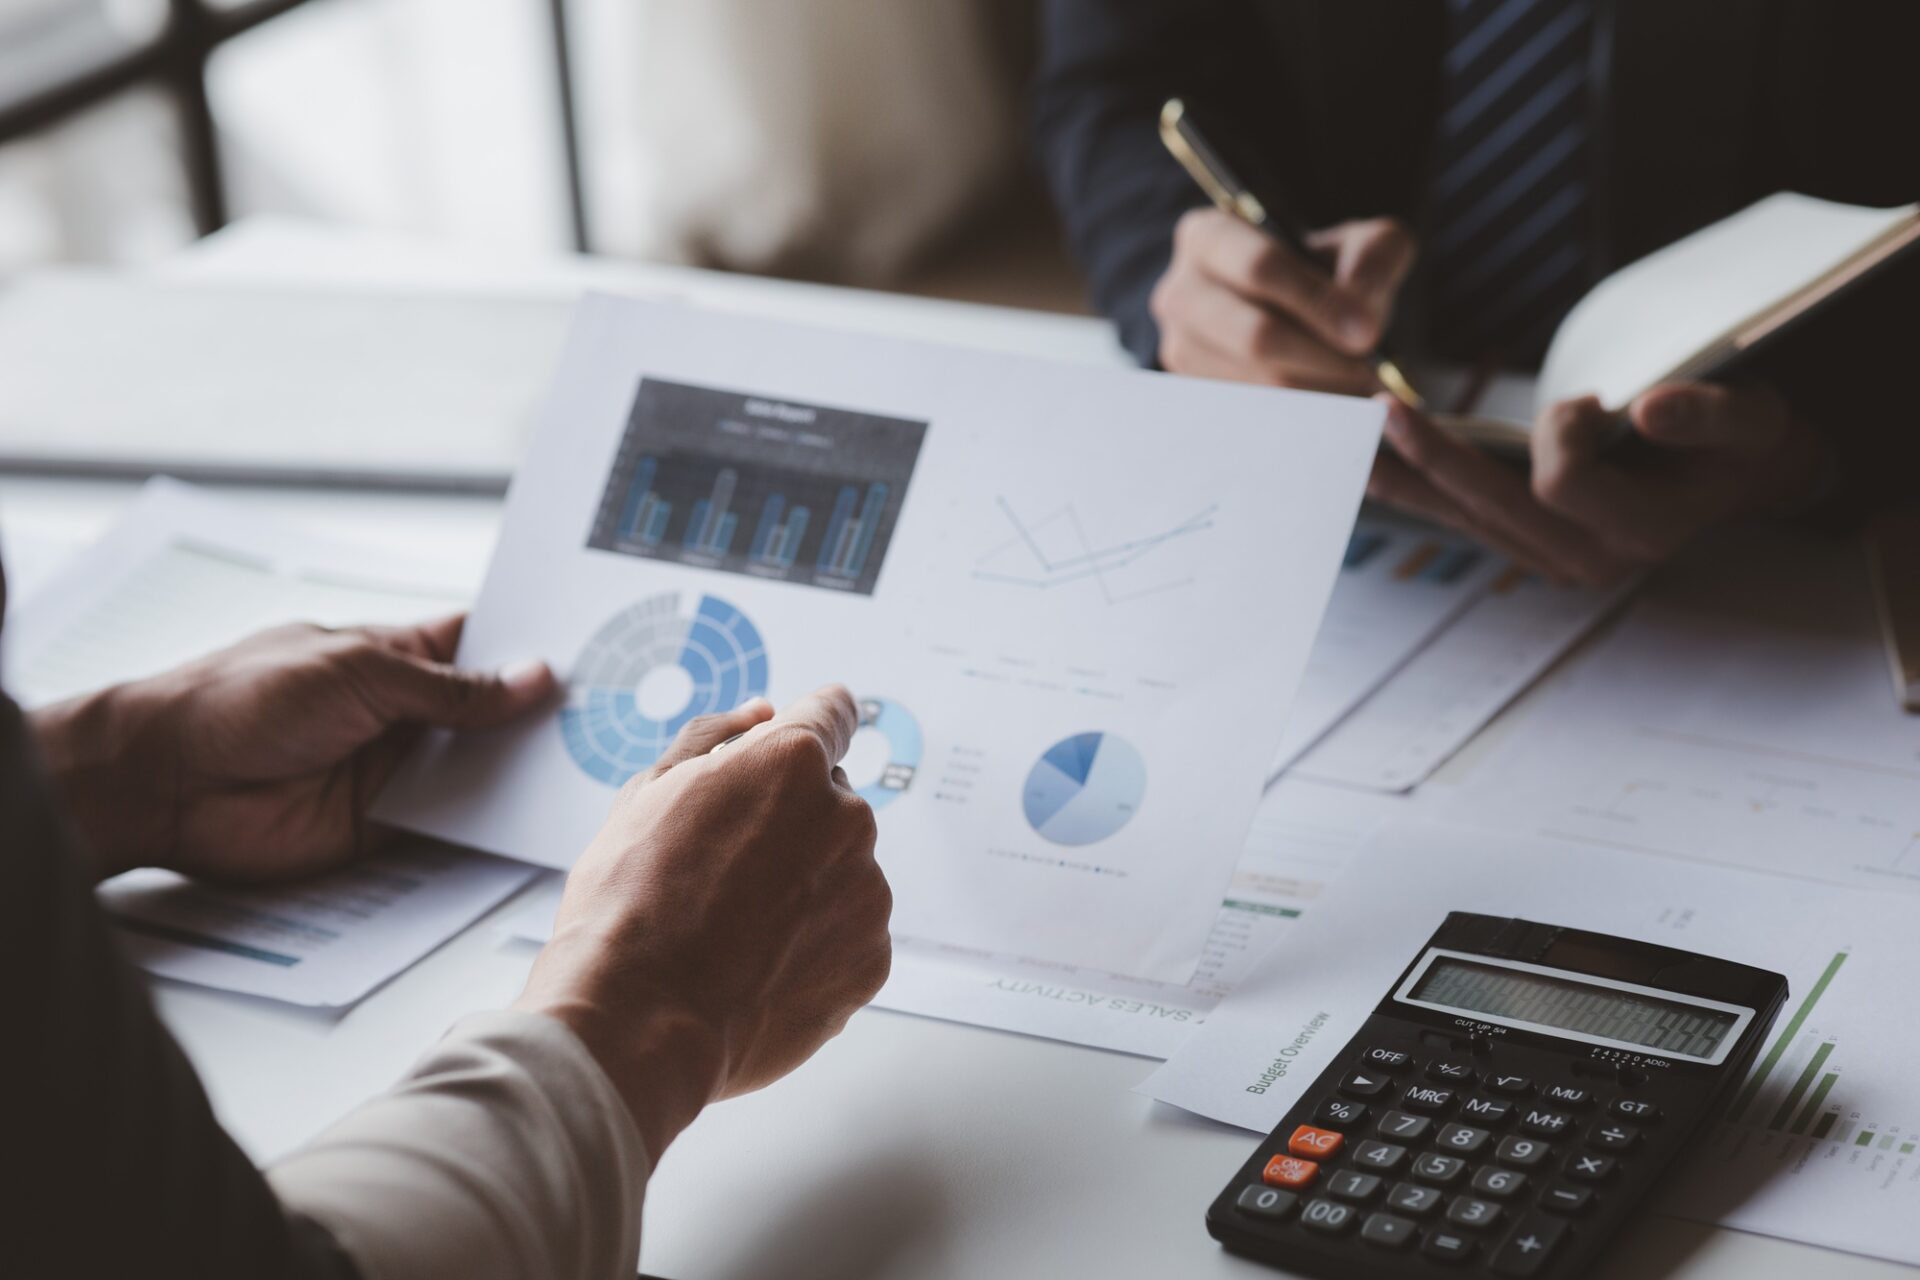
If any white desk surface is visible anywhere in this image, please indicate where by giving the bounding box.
[2,219,1909,1280]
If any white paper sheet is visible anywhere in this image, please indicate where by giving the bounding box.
[502,781,1405,1059]
[1453,527,1920,892]
[1287,569,1631,792]
[5,481,531,1007]
[6,479,467,709]
[1269,514,1503,777]
[1141,818,1920,1267]
[865,779,1407,1058]
[376,296,1383,983]
[100,841,536,1008]
[0,271,575,488]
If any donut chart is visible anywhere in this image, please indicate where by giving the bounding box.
[1021,732,1148,846]
[852,696,922,809]
[560,592,769,785]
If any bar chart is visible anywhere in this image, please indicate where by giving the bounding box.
[1673,934,1920,1252]
[589,378,927,596]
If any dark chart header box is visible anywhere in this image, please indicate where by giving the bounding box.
[588,378,928,597]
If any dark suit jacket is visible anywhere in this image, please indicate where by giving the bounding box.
[0,559,357,1279]
[1034,0,1920,367]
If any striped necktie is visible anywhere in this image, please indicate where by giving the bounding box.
[1425,0,1596,366]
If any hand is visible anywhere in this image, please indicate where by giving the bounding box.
[1150,207,1415,393]
[1368,384,1829,585]
[515,685,890,1155]
[33,615,554,883]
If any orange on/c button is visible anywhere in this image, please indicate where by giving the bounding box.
[1262,1155,1320,1189]
[1288,1125,1345,1159]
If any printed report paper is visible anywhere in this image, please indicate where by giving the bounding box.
[1141,819,1920,1267]
[377,296,1382,982]
[5,479,467,708]
[501,778,1408,1059]
[871,778,1405,1058]
[5,480,534,1007]
[100,841,535,1008]
[1453,525,1920,894]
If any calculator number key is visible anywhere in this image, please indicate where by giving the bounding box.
[1565,1152,1616,1182]
[1386,1183,1444,1217]
[1299,1198,1359,1235]
[1377,1110,1432,1142]
[1489,1212,1569,1277]
[1351,1140,1409,1173]
[1471,1167,1529,1199]
[1236,1185,1298,1220]
[1262,1155,1320,1189]
[1411,1152,1468,1186]
[1446,1196,1503,1230]
[1327,1170,1383,1204]
[1288,1125,1345,1159]
[1495,1136,1552,1168]
[1437,1123,1491,1156]
[1361,1212,1418,1250]
[1313,1097,1369,1128]
[1519,1107,1573,1137]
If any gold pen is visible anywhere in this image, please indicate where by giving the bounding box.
[1159,98,1426,410]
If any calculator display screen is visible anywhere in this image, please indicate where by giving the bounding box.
[1398,952,1751,1063]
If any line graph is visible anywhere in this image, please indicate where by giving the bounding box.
[972,497,1218,605]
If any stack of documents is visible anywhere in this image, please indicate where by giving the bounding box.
[6,482,535,1009]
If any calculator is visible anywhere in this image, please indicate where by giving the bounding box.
[1205,913,1787,1278]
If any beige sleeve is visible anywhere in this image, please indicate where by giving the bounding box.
[266,1010,648,1280]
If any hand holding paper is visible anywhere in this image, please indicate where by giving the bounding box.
[33,614,554,883]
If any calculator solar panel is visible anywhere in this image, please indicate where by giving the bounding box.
[1206,913,1787,1279]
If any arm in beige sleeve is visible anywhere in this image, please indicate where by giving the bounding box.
[267,1009,650,1280]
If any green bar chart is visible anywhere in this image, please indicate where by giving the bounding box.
[1731,950,1845,1124]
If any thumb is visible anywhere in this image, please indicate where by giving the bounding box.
[347,645,556,731]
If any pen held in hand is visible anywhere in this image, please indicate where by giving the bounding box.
[1159,97,1427,412]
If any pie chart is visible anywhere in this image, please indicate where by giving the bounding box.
[1021,731,1148,846]
[560,592,769,785]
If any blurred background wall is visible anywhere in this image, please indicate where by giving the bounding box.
[0,0,1082,309]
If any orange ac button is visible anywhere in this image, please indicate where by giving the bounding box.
[1287,1125,1345,1159]
[1261,1155,1319,1189]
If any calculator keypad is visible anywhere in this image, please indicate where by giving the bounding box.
[1300,1199,1359,1235]
[1226,1042,1673,1276]
[1315,1097,1369,1127]
[1378,1110,1433,1142]
[1362,1212,1419,1249]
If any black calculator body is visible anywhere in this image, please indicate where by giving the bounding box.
[1206,913,1787,1279]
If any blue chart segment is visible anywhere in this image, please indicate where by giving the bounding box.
[1022,732,1148,846]
[853,697,923,810]
[560,593,769,786]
